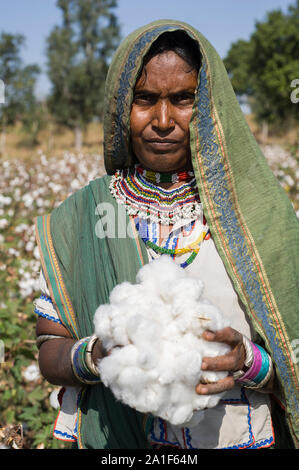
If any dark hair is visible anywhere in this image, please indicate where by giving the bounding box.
[143,30,201,73]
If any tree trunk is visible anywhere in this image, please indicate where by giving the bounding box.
[261,121,268,144]
[0,79,4,104]
[31,120,39,146]
[75,125,82,152]
[0,128,6,155]
[47,123,54,152]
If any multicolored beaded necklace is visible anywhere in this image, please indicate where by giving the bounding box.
[135,165,194,184]
[141,228,211,268]
[109,165,203,225]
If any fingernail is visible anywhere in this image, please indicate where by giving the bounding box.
[198,386,208,394]
[205,331,215,340]
[201,361,208,370]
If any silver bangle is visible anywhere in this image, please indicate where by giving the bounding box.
[233,335,254,380]
[85,334,101,377]
[36,334,66,349]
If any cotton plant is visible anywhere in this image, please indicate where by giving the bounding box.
[0,151,104,297]
[22,364,41,382]
[94,256,231,428]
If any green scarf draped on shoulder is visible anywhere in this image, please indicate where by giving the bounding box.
[35,20,299,448]
[36,175,153,448]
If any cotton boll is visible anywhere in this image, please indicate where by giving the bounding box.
[94,256,231,427]
[157,343,181,385]
[94,303,128,350]
[117,380,165,415]
[126,315,162,370]
[138,349,159,371]
[104,305,138,348]
[170,308,205,337]
[138,383,167,414]
[136,255,185,293]
[159,335,200,380]
[179,409,205,428]
[199,338,231,358]
[171,382,196,408]
[98,344,139,386]
[149,301,174,329]
[22,364,40,382]
[112,344,140,367]
[109,281,144,306]
[163,277,204,307]
[190,315,212,338]
[162,383,196,425]
[170,290,199,317]
[193,392,222,411]
[197,299,230,332]
[197,338,230,385]
[164,321,180,338]
[94,305,113,341]
[97,357,119,386]
[109,306,139,346]
[201,370,228,384]
[108,281,132,304]
[126,314,161,350]
[177,351,203,386]
[166,403,194,427]
[117,366,150,394]
[170,296,215,336]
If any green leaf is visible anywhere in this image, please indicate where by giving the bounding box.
[27,386,46,404]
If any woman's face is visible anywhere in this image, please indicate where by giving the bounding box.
[130,51,198,173]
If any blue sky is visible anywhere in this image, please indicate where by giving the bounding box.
[1,0,294,98]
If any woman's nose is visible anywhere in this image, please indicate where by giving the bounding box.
[152,100,174,131]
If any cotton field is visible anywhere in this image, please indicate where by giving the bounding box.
[0,151,105,298]
[0,150,105,449]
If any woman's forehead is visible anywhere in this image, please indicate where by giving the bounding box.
[135,51,198,91]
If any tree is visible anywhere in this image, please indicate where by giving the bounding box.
[224,1,299,127]
[20,99,48,147]
[0,33,40,154]
[46,0,120,151]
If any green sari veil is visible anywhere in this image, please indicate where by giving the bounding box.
[36,20,299,448]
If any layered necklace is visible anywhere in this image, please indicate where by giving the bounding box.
[141,225,211,268]
[109,165,203,226]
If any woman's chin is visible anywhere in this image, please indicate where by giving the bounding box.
[136,156,191,173]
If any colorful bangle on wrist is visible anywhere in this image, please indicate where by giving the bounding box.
[252,345,270,384]
[71,336,101,385]
[234,337,273,389]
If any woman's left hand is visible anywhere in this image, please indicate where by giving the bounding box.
[196,327,246,395]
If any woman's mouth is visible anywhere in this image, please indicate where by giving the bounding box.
[144,139,180,152]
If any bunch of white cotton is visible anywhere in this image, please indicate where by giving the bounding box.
[93,255,230,427]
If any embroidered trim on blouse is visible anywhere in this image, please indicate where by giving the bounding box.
[34,307,63,325]
[149,418,181,448]
[148,388,273,450]
[39,294,53,303]
[249,436,274,449]
[53,429,76,442]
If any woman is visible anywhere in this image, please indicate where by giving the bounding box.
[34,20,299,449]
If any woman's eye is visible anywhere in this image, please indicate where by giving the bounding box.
[172,93,195,104]
[133,94,156,104]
